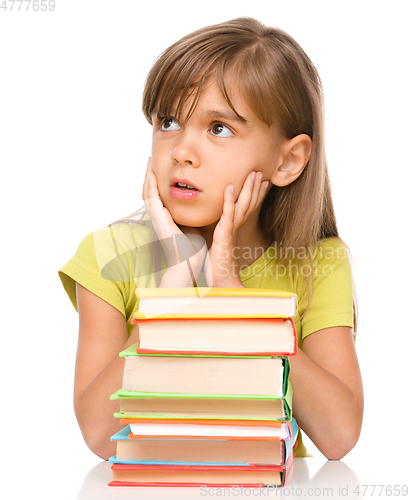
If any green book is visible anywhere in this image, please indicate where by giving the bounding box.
[111,344,292,421]
[119,343,273,359]
[111,380,293,422]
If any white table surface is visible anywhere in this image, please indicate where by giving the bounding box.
[73,454,407,500]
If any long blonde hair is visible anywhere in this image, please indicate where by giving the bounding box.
[120,17,358,332]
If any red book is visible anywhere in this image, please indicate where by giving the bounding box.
[109,452,294,487]
[134,317,297,357]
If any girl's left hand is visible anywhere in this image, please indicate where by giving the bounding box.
[205,171,269,288]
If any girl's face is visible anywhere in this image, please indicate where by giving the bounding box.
[150,77,281,228]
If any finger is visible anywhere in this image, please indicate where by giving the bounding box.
[142,158,152,201]
[147,166,160,201]
[237,171,268,225]
[147,175,175,238]
[224,184,236,223]
[146,197,173,241]
[241,171,262,218]
[217,184,235,236]
[145,167,163,214]
[143,165,170,237]
[255,179,269,209]
[245,171,267,216]
[232,171,257,227]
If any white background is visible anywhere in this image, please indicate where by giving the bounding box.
[1,1,409,498]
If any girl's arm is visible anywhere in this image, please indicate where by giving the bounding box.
[290,326,364,460]
[73,283,139,460]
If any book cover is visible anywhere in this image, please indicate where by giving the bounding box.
[108,451,294,487]
[114,392,291,422]
[134,317,297,356]
[109,418,298,466]
[119,342,273,358]
[111,379,293,422]
[124,420,292,441]
[133,287,297,319]
[112,357,291,403]
[119,354,289,399]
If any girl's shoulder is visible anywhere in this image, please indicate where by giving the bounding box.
[58,218,158,317]
[64,219,154,276]
[297,236,355,340]
[304,236,353,294]
[311,236,351,265]
[91,220,154,270]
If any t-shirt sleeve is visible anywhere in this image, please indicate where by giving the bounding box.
[58,230,127,317]
[299,238,355,340]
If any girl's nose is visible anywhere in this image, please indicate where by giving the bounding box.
[172,136,200,168]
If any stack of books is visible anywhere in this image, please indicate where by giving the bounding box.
[109,287,299,488]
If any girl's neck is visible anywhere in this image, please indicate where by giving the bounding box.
[198,211,271,271]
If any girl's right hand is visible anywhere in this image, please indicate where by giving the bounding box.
[142,159,207,287]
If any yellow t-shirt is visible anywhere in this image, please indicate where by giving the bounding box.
[59,217,354,458]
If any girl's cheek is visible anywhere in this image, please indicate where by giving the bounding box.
[150,159,163,183]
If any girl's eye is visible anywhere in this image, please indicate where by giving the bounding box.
[161,118,180,131]
[209,123,233,138]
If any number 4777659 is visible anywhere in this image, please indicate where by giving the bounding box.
[0,1,56,11]
[354,485,408,496]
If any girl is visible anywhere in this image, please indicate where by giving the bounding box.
[59,17,363,461]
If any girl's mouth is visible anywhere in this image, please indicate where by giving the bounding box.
[170,182,202,200]
[169,177,202,200]
[175,182,198,191]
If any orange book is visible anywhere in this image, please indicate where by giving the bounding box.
[109,452,294,487]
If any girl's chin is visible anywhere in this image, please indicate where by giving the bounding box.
[175,218,218,229]
[172,213,220,229]
[166,205,221,229]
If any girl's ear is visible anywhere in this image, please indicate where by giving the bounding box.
[270,134,312,187]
